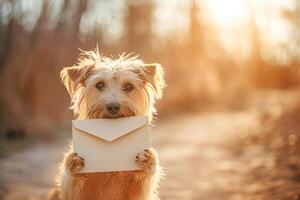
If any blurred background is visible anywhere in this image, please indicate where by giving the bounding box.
[0,0,300,199]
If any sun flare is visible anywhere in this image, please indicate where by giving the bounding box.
[204,0,249,26]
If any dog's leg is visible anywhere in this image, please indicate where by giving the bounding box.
[47,188,62,200]
[60,152,87,200]
[134,148,161,200]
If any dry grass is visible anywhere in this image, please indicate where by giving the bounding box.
[234,91,300,200]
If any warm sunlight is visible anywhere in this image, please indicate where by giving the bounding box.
[1,0,300,199]
[204,0,249,26]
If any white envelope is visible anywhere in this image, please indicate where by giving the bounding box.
[72,116,150,173]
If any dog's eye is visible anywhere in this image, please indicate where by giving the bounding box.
[95,81,106,90]
[123,83,134,92]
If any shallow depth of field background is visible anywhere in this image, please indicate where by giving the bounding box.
[0,0,300,199]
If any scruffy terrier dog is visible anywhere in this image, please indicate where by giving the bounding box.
[49,49,165,200]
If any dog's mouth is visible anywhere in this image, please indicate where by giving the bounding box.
[103,109,136,119]
[87,106,136,119]
[103,113,127,119]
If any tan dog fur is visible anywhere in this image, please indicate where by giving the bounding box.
[48,48,165,200]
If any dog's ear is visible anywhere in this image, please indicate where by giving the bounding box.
[139,63,166,100]
[60,65,94,97]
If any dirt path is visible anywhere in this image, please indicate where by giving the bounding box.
[0,111,262,200]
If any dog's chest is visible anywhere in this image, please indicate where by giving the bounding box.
[79,172,143,200]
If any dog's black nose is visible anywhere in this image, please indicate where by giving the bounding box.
[106,102,121,115]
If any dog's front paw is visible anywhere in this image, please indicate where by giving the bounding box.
[65,152,85,174]
[135,148,157,174]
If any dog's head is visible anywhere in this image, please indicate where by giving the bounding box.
[60,49,165,121]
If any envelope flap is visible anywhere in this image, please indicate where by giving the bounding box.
[72,116,148,142]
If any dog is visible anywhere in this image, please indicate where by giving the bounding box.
[48,48,165,200]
